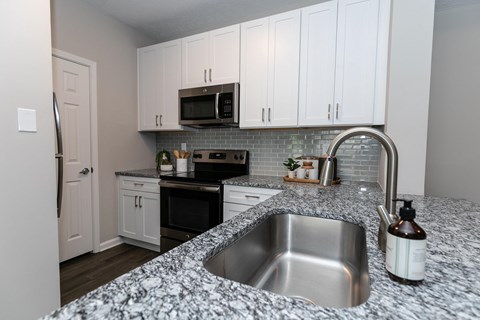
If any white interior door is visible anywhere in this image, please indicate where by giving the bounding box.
[53,56,93,262]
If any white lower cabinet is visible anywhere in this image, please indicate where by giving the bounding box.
[118,176,160,249]
[223,185,282,221]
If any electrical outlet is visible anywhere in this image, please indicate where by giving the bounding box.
[181,143,187,151]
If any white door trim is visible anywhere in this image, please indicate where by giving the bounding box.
[52,48,100,254]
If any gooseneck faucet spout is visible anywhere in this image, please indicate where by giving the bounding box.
[320,127,399,252]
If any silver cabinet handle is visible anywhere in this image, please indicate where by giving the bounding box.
[336,103,339,120]
[204,69,207,83]
[245,195,261,199]
[155,115,159,126]
[159,115,163,127]
[138,196,143,208]
[134,195,138,208]
[328,104,331,120]
[133,183,144,187]
[268,108,271,122]
[209,68,212,82]
[79,168,90,175]
[262,108,265,122]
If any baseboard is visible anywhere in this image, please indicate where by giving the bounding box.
[99,237,123,252]
[122,238,161,252]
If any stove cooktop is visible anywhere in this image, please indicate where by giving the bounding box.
[159,171,246,184]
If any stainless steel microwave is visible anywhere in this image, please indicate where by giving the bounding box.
[179,83,239,128]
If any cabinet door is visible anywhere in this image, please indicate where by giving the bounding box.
[137,192,160,245]
[298,2,338,126]
[267,10,301,127]
[182,32,209,88]
[118,189,139,239]
[240,18,269,128]
[209,25,240,85]
[334,0,379,125]
[158,39,182,130]
[223,202,251,222]
[138,44,160,130]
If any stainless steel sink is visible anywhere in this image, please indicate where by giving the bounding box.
[204,213,370,308]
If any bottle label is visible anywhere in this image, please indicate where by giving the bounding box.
[386,233,426,281]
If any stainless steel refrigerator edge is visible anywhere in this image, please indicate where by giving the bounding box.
[53,93,63,218]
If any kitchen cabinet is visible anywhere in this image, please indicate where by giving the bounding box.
[182,25,240,88]
[223,185,282,221]
[240,10,301,128]
[298,0,385,126]
[118,176,160,250]
[138,39,182,131]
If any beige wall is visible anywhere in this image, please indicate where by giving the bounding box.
[51,0,157,243]
[1,0,61,317]
[425,3,480,204]
[381,0,435,195]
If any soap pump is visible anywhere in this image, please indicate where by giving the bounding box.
[385,199,427,285]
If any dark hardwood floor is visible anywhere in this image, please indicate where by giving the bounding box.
[60,244,160,306]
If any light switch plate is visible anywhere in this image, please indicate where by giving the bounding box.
[18,108,37,132]
[181,143,187,151]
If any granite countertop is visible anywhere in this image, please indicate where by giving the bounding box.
[115,168,161,179]
[44,175,480,319]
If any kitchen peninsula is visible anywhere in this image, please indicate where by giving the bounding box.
[43,177,480,319]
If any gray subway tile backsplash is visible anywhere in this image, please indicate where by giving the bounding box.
[156,127,380,182]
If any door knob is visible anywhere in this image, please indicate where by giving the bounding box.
[79,168,90,175]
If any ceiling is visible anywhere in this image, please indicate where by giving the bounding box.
[83,0,327,42]
[84,0,478,43]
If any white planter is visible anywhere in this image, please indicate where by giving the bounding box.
[287,171,296,178]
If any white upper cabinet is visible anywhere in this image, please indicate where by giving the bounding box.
[138,40,182,131]
[240,11,301,128]
[298,1,338,126]
[334,0,379,125]
[299,0,383,126]
[182,25,240,88]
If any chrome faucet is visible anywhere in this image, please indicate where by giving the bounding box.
[319,127,399,252]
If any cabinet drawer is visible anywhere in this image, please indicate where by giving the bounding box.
[118,176,160,193]
[224,185,282,206]
[223,202,252,222]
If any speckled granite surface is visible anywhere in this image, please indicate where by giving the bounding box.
[43,175,480,319]
[115,168,161,179]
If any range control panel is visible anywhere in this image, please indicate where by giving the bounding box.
[192,150,248,165]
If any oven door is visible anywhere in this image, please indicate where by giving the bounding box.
[160,180,222,251]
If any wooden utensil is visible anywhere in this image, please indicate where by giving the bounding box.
[184,151,191,159]
[180,150,185,159]
[173,149,180,159]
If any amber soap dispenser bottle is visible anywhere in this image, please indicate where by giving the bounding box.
[385,199,427,284]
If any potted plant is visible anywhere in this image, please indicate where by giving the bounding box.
[283,158,300,178]
[156,150,173,172]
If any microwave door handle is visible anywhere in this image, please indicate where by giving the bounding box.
[214,93,220,119]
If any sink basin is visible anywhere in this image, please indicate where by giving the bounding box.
[204,213,370,308]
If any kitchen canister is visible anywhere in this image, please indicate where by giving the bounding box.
[176,158,188,172]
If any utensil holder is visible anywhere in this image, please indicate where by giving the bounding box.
[176,158,188,172]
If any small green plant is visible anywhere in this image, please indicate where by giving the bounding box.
[283,158,300,171]
[156,150,171,172]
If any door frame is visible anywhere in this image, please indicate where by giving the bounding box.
[52,48,100,254]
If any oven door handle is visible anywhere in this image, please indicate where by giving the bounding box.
[214,93,220,119]
[159,181,221,193]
